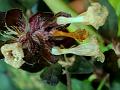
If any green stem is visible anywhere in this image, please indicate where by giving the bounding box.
[97,74,109,90]
[43,0,77,16]
[65,67,72,90]
[88,74,97,82]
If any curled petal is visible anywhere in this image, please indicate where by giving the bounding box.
[1,42,25,68]
[50,29,88,41]
[80,3,109,29]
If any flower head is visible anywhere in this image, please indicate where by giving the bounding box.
[1,42,25,68]
[0,9,71,71]
[51,38,105,62]
[57,3,108,29]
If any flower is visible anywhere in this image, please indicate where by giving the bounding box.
[57,3,108,29]
[51,38,105,62]
[0,9,71,72]
[1,42,25,68]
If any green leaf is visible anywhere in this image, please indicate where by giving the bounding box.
[40,63,62,86]
[0,61,19,90]
[98,0,118,41]
[20,0,37,9]
[111,81,120,90]
[109,0,120,15]
[0,73,17,90]
[0,0,24,11]
[72,79,93,90]
[0,0,12,11]
[68,56,93,74]
[108,0,120,37]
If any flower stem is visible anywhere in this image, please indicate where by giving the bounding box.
[64,54,72,90]
[97,74,109,90]
[65,67,72,90]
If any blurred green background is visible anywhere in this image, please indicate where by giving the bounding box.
[0,0,120,90]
